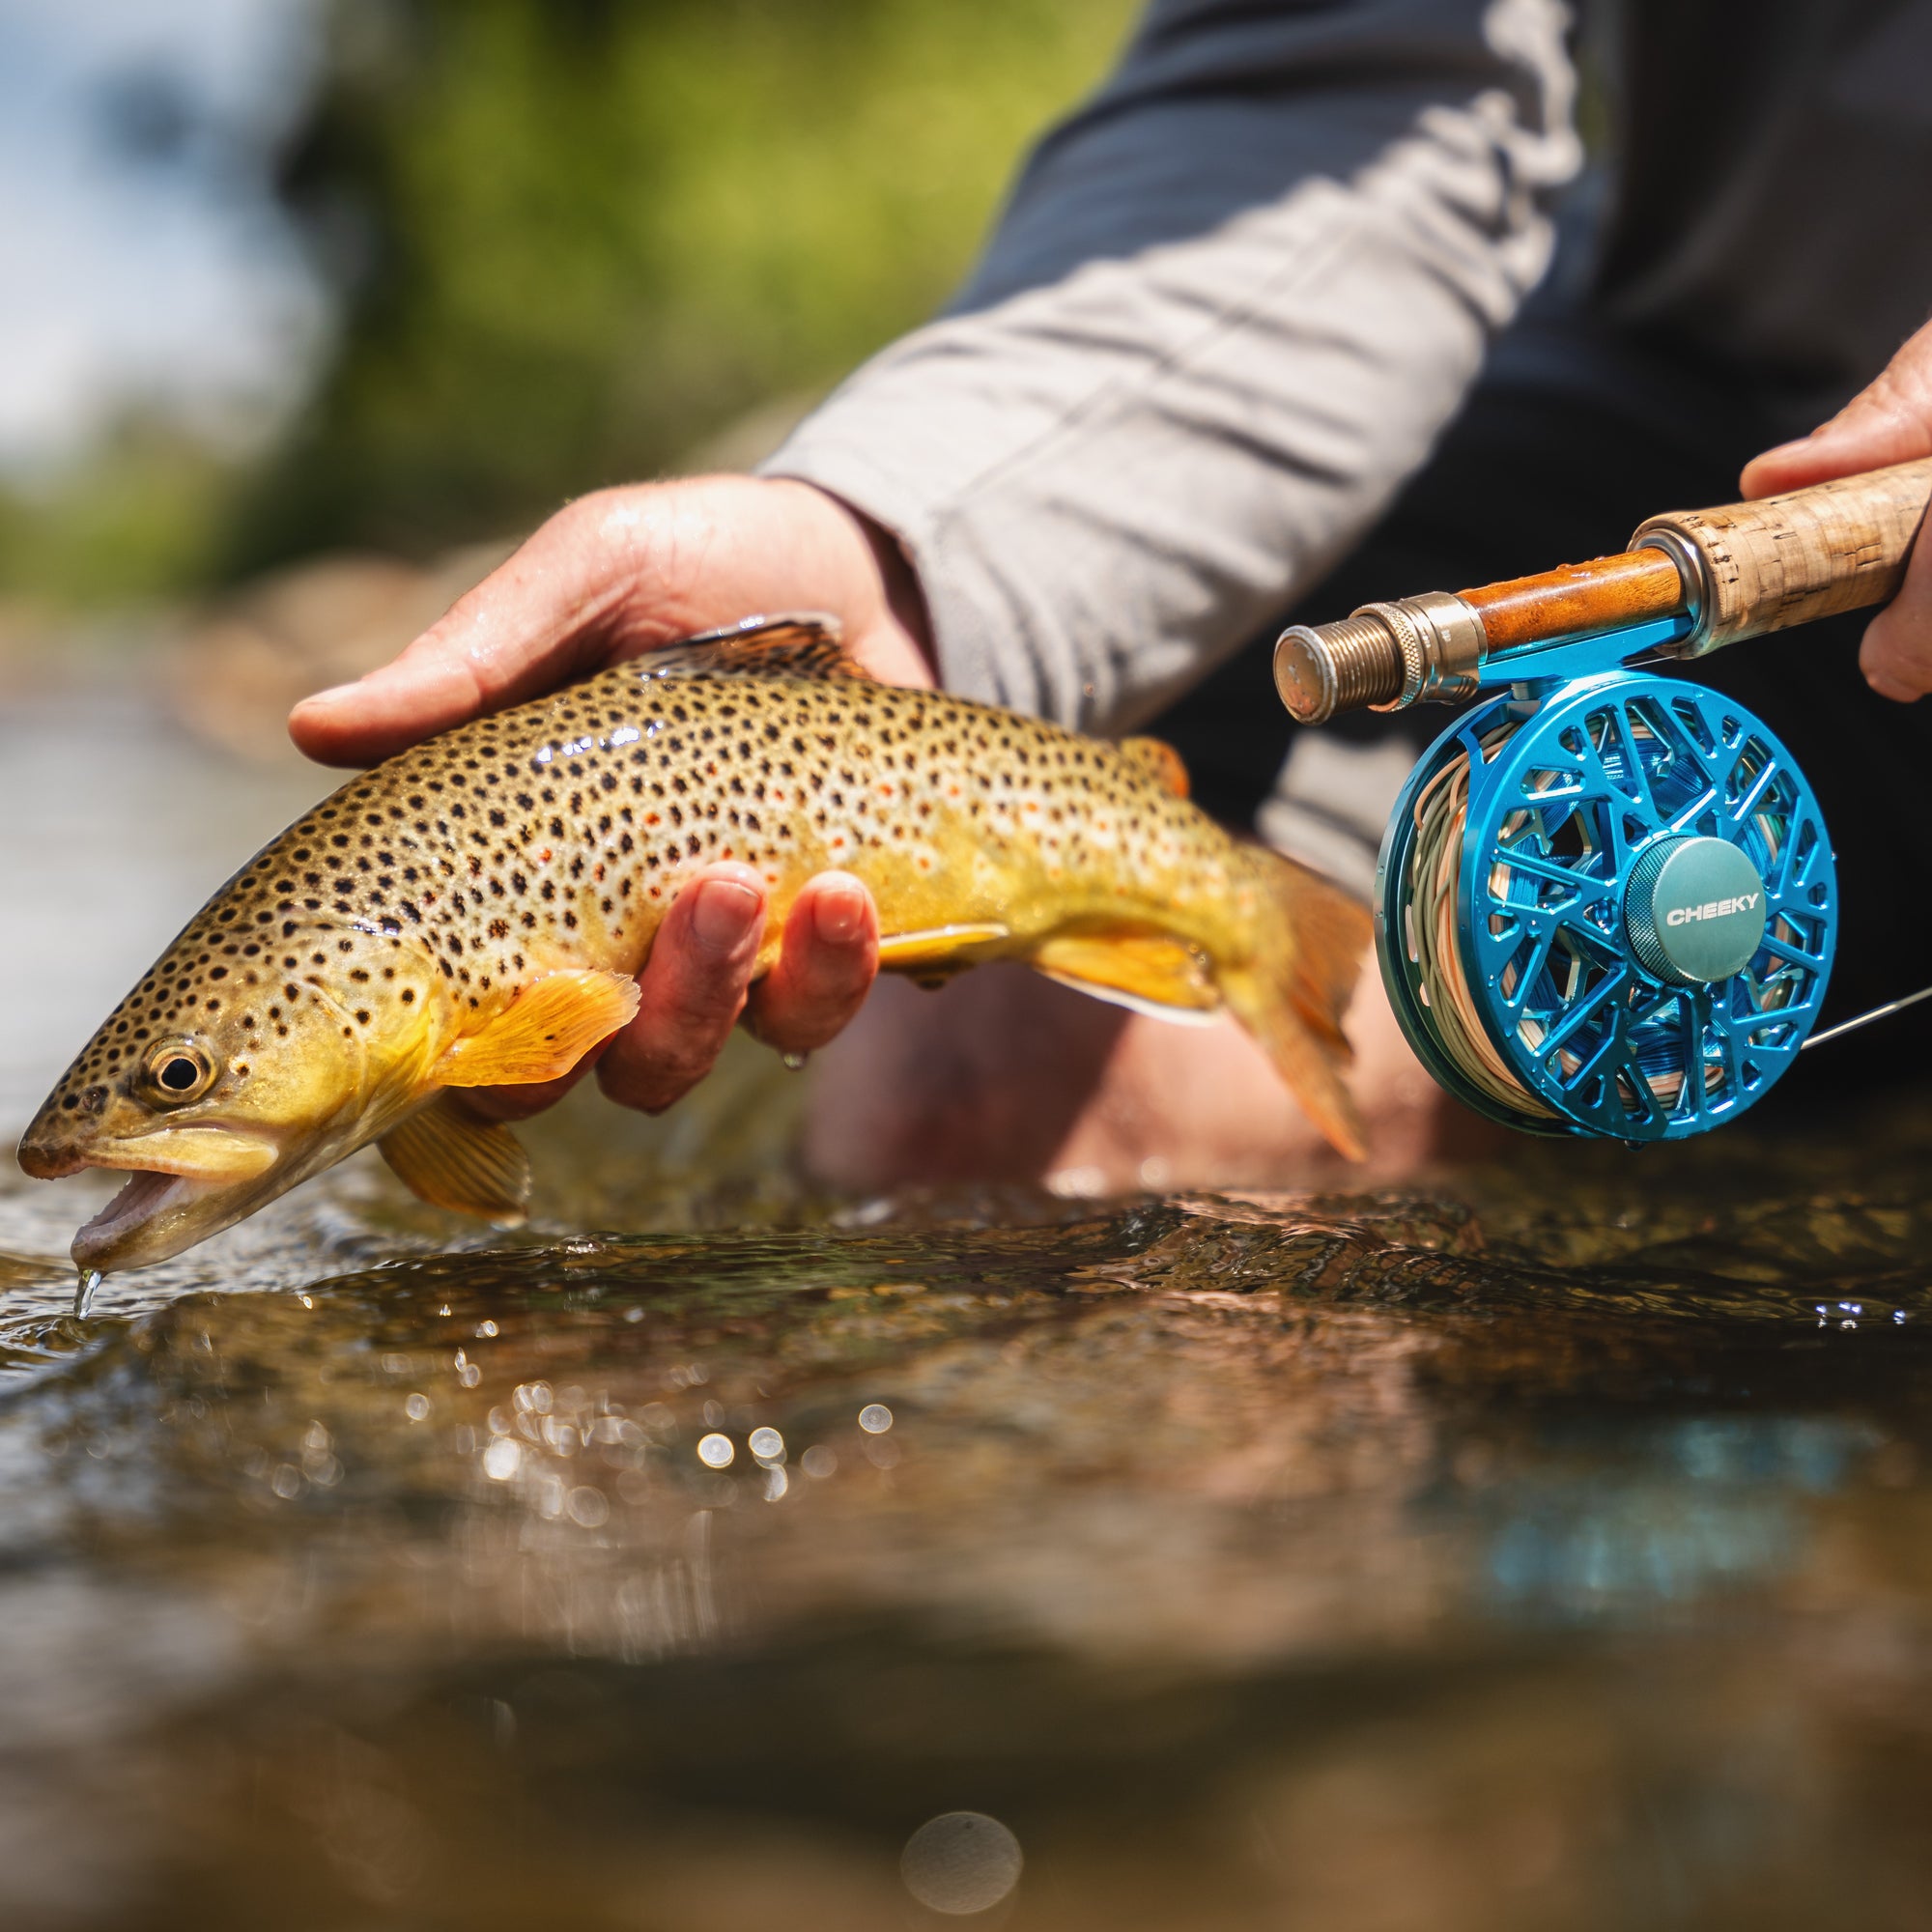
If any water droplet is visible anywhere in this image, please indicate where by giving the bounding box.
[900,1812,1023,1915]
[566,1486,610,1527]
[781,1050,809,1071]
[73,1269,101,1320]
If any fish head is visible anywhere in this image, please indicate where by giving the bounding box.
[19,916,446,1273]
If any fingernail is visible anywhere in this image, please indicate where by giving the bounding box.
[813,883,867,945]
[692,878,761,952]
[297,680,364,709]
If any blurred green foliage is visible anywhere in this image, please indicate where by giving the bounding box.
[0,0,1133,603]
[0,426,236,607]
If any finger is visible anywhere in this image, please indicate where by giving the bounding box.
[1861,528,1932,701]
[596,864,768,1114]
[1742,319,1932,498]
[744,872,880,1056]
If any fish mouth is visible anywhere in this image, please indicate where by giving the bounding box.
[16,1140,85,1181]
[71,1170,225,1271]
[83,1127,281,1185]
[19,1122,279,1186]
[49,1128,285,1274]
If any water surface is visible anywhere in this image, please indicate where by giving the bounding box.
[3,681,1930,1931]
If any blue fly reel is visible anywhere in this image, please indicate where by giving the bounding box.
[1376,617,1837,1141]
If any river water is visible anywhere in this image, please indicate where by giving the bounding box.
[2,679,1930,1931]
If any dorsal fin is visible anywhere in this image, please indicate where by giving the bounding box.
[640,613,871,682]
[1118,735,1191,798]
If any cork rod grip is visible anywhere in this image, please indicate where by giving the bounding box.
[1634,454,1932,652]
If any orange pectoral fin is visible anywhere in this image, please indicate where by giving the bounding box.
[434,969,641,1087]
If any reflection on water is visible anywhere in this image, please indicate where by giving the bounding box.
[3,683,1932,1928]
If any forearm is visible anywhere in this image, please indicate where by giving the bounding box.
[765,0,1581,734]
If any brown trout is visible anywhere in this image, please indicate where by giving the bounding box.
[19,616,1369,1273]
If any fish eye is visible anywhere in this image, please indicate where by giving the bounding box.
[145,1043,215,1103]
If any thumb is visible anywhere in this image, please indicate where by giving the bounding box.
[288,497,651,767]
[287,476,929,768]
[1737,319,1932,705]
[1741,318,1932,499]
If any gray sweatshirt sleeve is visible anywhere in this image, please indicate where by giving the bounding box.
[760,0,1581,736]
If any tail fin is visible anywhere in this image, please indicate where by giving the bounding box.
[1218,851,1373,1160]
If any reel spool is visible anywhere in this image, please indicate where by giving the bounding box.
[1377,664,1837,1142]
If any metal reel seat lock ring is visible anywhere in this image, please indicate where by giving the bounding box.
[1376,669,1837,1142]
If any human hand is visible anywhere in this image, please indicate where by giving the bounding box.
[288,474,935,1118]
[1741,316,1932,702]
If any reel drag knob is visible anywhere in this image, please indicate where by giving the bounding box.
[1622,838,1768,988]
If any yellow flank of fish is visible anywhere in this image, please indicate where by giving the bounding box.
[18,616,1370,1273]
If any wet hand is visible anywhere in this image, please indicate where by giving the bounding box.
[459,864,882,1124]
[287,474,928,1119]
[1741,315,1932,702]
[288,474,932,764]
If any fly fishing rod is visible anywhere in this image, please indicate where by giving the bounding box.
[1273,456,1932,1142]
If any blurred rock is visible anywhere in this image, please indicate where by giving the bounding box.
[164,540,514,761]
[673,389,816,476]
[0,598,164,700]
[0,600,54,696]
